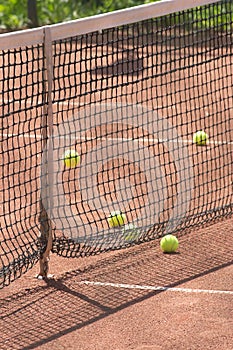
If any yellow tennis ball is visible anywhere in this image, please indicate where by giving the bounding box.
[63,150,80,168]
[160,234,179,253]
[122,224,140,242]
[193,130,209,146]
[107,211,126,228]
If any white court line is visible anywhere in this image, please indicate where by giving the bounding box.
[80,280,233,296]
[1,99,232,146]
[2,133,42,139]
[2,133,233,146]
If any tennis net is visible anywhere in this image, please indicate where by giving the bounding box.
[0,0,232,288]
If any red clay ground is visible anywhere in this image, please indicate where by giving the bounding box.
[1,24,232,350]
[1,217,232,350]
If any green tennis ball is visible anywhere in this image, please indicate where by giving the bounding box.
[107,211,126,228]
[122,224,140,242]
[63,150,80,168]
[193,131,209,146]
[160,234,179,253]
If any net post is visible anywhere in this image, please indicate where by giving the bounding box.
[38,26,54,279]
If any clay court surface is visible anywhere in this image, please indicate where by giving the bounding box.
[0,217,233,350]
[1,16,233,349]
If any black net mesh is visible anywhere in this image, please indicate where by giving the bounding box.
[0,44,46,287]
[0,1,233,288]
[50,3,233,257]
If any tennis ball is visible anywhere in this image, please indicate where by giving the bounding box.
[122,224,140,242]
[107,211,126,228]
[193,130,209,146]
[160,234,179,253]
[63,150,80,168]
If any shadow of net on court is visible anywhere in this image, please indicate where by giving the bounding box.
[0,218,232,350]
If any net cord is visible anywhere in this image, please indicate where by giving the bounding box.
[0,0,222,50]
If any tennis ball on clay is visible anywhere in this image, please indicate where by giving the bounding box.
[63,150,80,168]
[107,211,126,228]
[160,234,179,253]
[122,224,140,242]
[193,130,209,146]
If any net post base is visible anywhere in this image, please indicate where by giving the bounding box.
[36,238,53,279]
[37,254,52,280]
